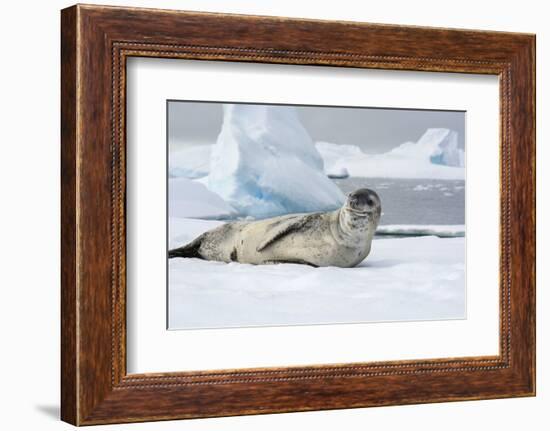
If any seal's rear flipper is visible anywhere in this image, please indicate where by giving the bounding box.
[168,235,204,259]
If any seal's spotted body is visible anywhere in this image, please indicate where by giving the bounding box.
[169,188,381,268]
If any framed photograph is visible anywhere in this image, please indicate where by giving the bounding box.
[61,4,536,425]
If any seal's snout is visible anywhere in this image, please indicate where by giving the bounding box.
[346,188,381,213]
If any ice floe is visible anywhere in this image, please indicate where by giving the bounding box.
[376,224,465,237]
[168,217,465,329]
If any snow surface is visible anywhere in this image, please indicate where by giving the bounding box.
[168,218,465,329]
[376,224,465,238]
[169,177,237,219]
[207,104,345,218]
[315,128,465,180]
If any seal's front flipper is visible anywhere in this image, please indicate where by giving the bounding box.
[256,216,309,252]
[168,235,204,259]
[263,259,318,268]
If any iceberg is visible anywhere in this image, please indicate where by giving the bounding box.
[315,141,360,178]
[326,166,350,179]
[207,104,345,218]
[389,128,464,168]
[169,177,237,220]
[169,144,212,179]
[316,128,465,180]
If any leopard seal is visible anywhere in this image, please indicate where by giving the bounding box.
[168,188,381,268]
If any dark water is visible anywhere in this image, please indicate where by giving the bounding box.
[333,177,465,225]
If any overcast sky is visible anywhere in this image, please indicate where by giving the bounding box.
[168,101,465,154]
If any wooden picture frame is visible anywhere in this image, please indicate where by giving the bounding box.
[61,4,535,425]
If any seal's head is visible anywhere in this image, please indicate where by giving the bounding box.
[336,188,382,246]
[345,188,381,220]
